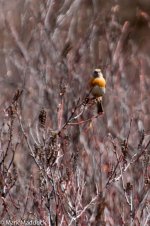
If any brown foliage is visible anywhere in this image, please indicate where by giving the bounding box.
[0,1,149,225]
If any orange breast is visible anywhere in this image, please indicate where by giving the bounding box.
[90,77,106,88]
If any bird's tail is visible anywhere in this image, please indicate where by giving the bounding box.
[97,98,104,114]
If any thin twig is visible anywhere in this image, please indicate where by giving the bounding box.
[69,194,99,225]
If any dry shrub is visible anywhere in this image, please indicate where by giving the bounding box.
[0,1,149,225]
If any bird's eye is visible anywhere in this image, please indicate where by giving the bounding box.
[93,71,98,77]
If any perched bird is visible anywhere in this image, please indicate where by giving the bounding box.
[90,68,106,114]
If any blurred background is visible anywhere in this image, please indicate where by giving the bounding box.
[0,0,149,134]
[0,0,149,225]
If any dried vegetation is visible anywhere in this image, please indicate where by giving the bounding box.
[0,0,149,225]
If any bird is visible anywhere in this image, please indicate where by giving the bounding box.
[90,68,106,114]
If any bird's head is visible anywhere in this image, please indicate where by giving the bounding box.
[93,68,103,78]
